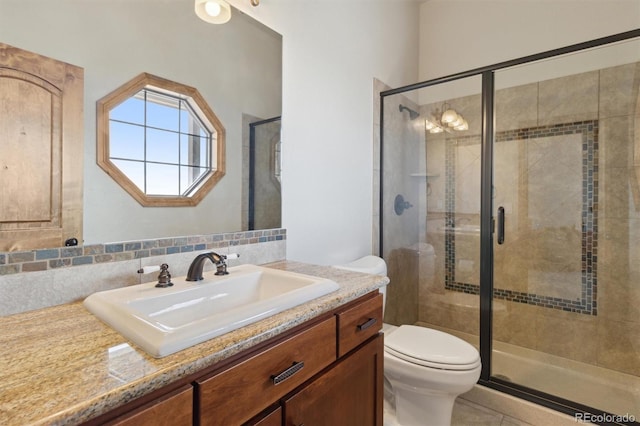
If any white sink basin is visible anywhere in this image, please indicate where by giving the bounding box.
[84,264,339,358]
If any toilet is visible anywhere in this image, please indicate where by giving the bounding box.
[335,255,481,426]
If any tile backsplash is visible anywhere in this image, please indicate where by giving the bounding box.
[0,229,286,316]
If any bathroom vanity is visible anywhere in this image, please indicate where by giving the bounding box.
[0,261,387,425]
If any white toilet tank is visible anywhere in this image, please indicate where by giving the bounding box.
[334,255,388,314]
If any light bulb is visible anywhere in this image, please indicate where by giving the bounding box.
[450,115,464,127]
[441,109,458,124]
[430,126,444,134]
[204,1,222,16]
[425,120,435,130]
[454,120,469,131]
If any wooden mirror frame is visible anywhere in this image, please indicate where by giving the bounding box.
[97,73,226,207]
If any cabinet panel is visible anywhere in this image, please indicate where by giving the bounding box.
[197,317,336,425]
[284,334,383,426]
[108,385,193,426]
[337,293,383,357]
[246,406,282,426]
[0,42,83,251]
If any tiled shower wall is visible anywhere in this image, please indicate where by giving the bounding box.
[416,62,640,376]
[441,121,598,316]
[0,229,286,316]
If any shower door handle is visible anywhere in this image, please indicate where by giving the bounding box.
[497,206,505,244]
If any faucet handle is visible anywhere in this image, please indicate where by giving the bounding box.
[137,265,161,274]
[155,263,173,288]
[214,253,239,276]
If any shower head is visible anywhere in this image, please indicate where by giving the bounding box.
[399,104,420,120]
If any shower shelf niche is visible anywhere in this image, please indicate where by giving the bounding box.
[410,172,440,178]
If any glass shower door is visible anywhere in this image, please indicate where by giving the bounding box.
[491,39,640,419]
[381,75,483,345]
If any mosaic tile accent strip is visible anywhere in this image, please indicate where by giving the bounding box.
[445,139,457,285]
[444,121,598,316]
[0,229,286,276]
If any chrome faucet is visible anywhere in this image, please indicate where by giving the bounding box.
[185,252,238,281]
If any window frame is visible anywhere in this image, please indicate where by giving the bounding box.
[97,73,225,207]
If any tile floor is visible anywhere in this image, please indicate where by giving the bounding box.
[384,396,534,426]
[452,399,532,426]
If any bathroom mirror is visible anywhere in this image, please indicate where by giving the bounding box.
[0,0,282,248]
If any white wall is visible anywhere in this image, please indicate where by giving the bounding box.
[229,0,422,265]
[232,0,638,266]
[419,0,640,80]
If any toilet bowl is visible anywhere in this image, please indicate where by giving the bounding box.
[335,254,481,426]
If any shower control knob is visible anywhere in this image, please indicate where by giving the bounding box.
[394,194,413,215]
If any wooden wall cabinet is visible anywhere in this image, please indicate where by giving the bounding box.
[86,292,384,426]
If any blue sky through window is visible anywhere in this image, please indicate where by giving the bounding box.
[108,88,213,196]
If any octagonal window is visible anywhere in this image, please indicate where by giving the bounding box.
[97,73,225,207]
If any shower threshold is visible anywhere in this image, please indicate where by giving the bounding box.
[415,321,639,420]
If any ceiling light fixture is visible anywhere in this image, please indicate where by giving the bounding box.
[424,103,468,134]
[195,0,231,24]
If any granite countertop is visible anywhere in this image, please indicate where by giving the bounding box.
[0,261,388,426]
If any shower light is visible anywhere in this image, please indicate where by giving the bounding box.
[195,0,231,24]
[450,116,464,127]
[454,121,469,131]
[441,109,458,124]
[424,103,468,134]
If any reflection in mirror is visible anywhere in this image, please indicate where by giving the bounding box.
[0,0,282,252]
[248,117,282,230]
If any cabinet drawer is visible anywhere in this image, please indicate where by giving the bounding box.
[196,317,336,425]
[337,293,383,357]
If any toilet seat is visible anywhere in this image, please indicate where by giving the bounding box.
[384,325,480,371]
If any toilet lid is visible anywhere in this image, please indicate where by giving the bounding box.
[385,325,480,371]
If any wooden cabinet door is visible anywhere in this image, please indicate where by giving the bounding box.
[0,43,83,251]
[108,385,193,426]
[246,406,282,426]
[283,334,384,426]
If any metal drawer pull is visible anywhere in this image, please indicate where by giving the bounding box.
[271,361,304,385]
[357,317,377,331]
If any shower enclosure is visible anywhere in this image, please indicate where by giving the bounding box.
[380,29,640,422]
